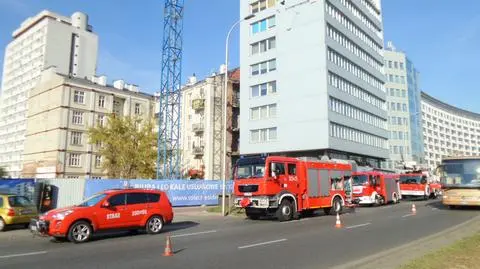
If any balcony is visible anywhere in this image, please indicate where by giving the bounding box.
[192,145,204,156]
[231,116,239,131]
[192,97,205,111]
[231,94,240,107]
[192,123,204,133]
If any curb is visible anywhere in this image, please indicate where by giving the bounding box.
[331,214,480,269]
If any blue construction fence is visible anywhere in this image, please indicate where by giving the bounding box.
[0,178,234,209]
[83,179,234,206]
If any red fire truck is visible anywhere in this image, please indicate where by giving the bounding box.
[351,170,401,206]
[399,169,440,200]
[233,155,354,221]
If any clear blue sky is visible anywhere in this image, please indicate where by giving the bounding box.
[0,0,479,112]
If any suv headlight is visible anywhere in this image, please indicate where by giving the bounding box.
[52,210,74,220]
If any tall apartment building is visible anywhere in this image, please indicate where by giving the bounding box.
[240,0,388,167]
[22,67,155,179]
[382,42,424,170]
[421,92,480,170]
[0,10,98,177]
[174,67,240,180]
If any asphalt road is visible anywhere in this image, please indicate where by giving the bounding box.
[1,199,479,269]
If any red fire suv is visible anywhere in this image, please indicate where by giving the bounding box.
[30,188,174,243]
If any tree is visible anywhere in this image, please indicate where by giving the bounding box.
[88,115,158,179]
[0,167,7,179]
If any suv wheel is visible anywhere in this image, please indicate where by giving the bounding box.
[68,221,92,243]
[146,215,164,234]
[0,218,5,232]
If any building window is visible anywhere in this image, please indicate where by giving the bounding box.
[97,114,105,127]
[326,2,382,55]
[330,122,387,149]
[326,25,383,73]
[251,37,276,56]
[251,81,276,98]
[251,59,276,76]
[329,97,386,129]
[250,0,275,14]
[135,103,141,115]
[74,90,85,104]
[69,153,81,167]
[98,95,106,108]
[328,72,385,110]
[327,49,384,92]
[71,131,82,145]
[95,155,102,168]
[72,111,84,125]
[250,103,277,120]
[250,127,277,143]
[251,16,276,34]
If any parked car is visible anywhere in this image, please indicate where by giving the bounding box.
[30,188,174,243]
[0,194,38,231]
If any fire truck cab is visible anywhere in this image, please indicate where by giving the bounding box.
[351,171,401,206]
[399,170,440,200]
[233,155,354,221]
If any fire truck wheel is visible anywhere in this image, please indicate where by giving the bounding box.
[276,199,293,222]
[392,193,399,204]
[325,197,343,215]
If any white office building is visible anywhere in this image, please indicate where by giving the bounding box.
[240,0,388,167]
[421,92,480,170]
[0,10,98,177]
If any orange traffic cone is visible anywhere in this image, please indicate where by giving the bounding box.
[411,204,417,215]
[335,213,342,228]
[163,236,174,256]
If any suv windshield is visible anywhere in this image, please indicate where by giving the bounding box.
[8,196,34,207]
[400,176,422,184]
[352,175,368,186]
[77,193,108,207]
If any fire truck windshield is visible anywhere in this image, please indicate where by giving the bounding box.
[235,158,266,179]
[399,176,422,184]
[352,175,368,186]
[437,159,480,188]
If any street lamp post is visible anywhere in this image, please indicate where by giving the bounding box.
[222,14,255,217]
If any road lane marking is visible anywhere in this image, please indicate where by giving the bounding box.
[402,214,414,218]
[432,208,439,211]
[0,251,47,259]
[170,230,217,238]
[238,238,287,249]
[279,218,308,224]
[345,222,371,229]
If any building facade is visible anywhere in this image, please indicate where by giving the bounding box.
[0,10,98,177]
[421,92,480,170]
[240,0,388,167]
[382,42,424,170]
[22,67,155,179]
[174,67,240,180]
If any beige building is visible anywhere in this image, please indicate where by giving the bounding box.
[174,67,240,180]
[22,67,155,179]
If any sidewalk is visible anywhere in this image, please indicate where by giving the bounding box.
[331,214,480,269]
[173,205,217,217]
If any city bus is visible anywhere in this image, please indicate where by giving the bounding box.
[436,156,480,208]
